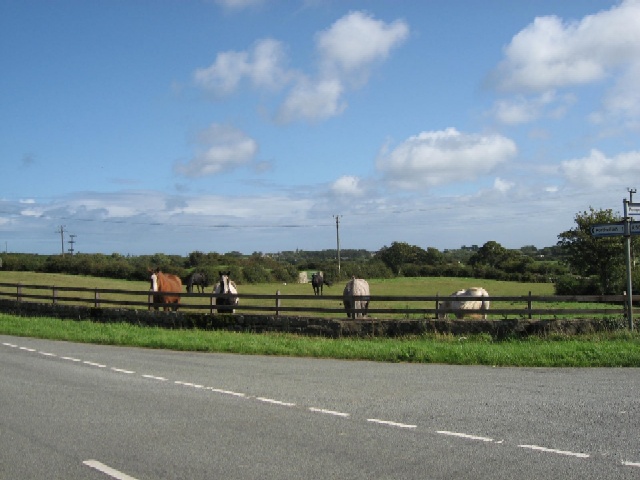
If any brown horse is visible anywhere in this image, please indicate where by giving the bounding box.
[149,268,182,311]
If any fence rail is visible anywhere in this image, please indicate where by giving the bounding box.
[0,282,637,320]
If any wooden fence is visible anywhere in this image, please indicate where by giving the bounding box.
[0,282,637,320]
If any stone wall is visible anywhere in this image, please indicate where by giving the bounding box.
[0,298,631,338]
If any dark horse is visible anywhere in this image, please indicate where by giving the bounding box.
[311,272,324,295]
[149,268,182,311]
[213,271,238,313]
[186,272,208,293]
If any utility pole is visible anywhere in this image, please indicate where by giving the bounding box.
[624,187,636,330]
[333,215,342,279]
[56,225,66,256]
[68,234,77,255]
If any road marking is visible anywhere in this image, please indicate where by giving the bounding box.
[207,387,247,397]
[141,374,167,381]
[622,461,640,468]
[61,356,82,362]
[83,361,107,368]
[111,367,135,374]
[2,343,18,347]
[83,460,139,480]
[368,418,417,429]
[256,397,296,407]
[437,430,494,442]
[19,346,36,352]
[175,381,204,388]
[309,407,351,418]
[38,351,57,357]
[518,444,590,458]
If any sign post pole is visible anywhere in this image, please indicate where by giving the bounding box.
[624,199,634,330]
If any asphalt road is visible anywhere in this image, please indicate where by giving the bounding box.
[2,334,640,479]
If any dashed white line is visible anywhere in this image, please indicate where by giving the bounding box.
[83,361,107,368]
[309,407,351,418]
[368,418,417,429]
[256,397,296,407]
[141,374,167,381]
[111,367,135,374]
[19,346,36,352]
[38,351,57,357]
[437,430,495,442]
[622,461,640,468]
[83,460,139,480]
[2,343,17,347]
[61,356,82,362]
[518,444,590,458]
[207,387,247,398]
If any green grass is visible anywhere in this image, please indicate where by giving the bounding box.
[2,313,640,367]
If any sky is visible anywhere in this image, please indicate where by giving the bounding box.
[2,0,640,256]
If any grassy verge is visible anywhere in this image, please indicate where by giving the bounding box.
[2,313,640,367]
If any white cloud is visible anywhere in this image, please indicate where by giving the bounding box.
[560,148,640,189]
[175,123,258,177]
[194,39,290,96]
[331,175,364,197]
[213,0,265,10]
[376,128,517,190]
[316,11,409,83]
[277,78,345,123]
[193,11,408,122]
[493,178,514,193]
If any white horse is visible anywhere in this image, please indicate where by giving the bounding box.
[438,287,490,319]
[343,276,370,319]
[213,271,238,313]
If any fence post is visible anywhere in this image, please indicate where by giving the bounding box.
[148,290,153,310]
[435,293,439,320]
[52,286,57,304]
[94,288,100,308]
[275,290,281,316]
[528,291,532,319]
[210,294,215,315]
[17,283,22,302]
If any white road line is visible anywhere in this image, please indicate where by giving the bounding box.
[111,367,135,374]
[175,381,204,388]
[207,387,247,398]
[38,351,57,357]
[83,460,139,480]
[61,356,82,362]
[309,407,351,418]
[83,361,107,368]
[437,430,494,442]
[141,374,167,381]
[2,343,18,347]
[368,418,417,429]
[19,346,36,352]
[518,444,590,458]
[623,461,640,468]
[256,397,296,407]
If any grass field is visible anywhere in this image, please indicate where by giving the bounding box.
[2,271,639,367]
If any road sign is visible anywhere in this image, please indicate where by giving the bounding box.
[591,221,640,237]
[629,203,640,216]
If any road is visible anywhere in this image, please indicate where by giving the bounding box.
[1,334,639,479]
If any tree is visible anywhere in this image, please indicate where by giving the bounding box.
[556,207,635,294]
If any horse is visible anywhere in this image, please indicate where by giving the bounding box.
[437,287,490,319]
[343,276,370,319]
[186,272,208,293]
[311,272,324,295]
[213,270,238,313]
[149,268,182,311]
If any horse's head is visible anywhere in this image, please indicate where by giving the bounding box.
[218,270,232,294]
[149,268,159,291]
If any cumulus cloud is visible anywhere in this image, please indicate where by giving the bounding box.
[560,148,640,189]
[331,175,364,197]
[376,128,517,190]
[489,0,640,126]
[194,38,291,96]
[193,11,409,122]
[175,123,258,177]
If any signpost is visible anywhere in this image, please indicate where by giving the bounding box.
[590,198,637,330]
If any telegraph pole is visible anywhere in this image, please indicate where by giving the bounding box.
[333,215,342,278]
[68,234,77,255]
[56,225,66,255]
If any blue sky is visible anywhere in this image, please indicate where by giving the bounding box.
[2,0,640,256]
